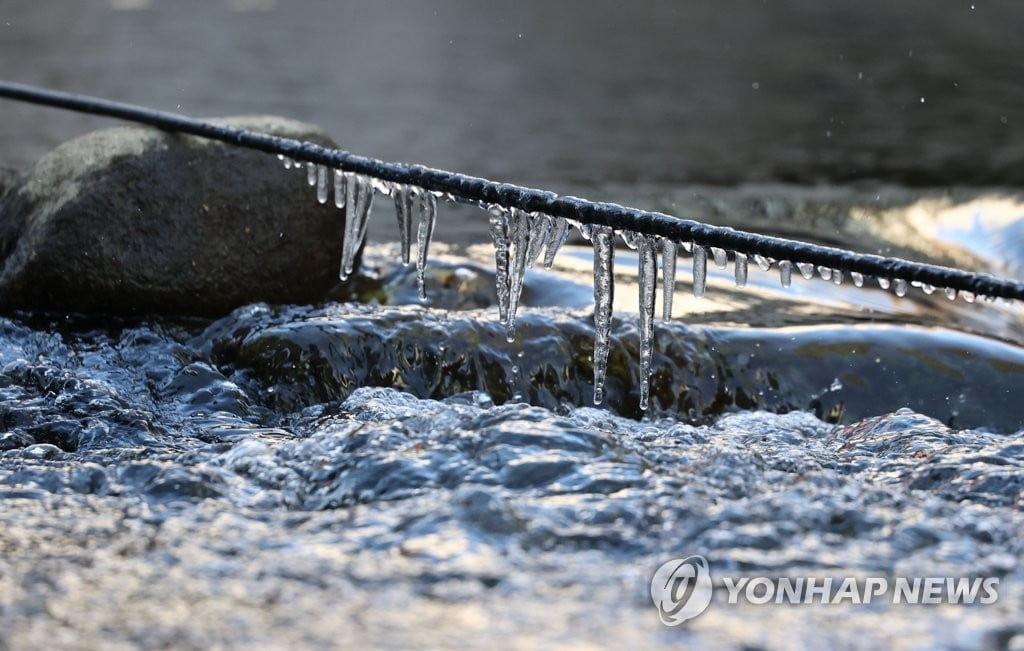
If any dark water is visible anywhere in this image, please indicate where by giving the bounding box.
[2,2,1024,649]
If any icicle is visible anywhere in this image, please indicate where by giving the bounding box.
[592,226,615,405]
[797,262,815,279]
[621,231,640,249]
[578,223,595,241]
[921,283,936,295]
[944,287,958,301]
[692,245,708,299]
[392,184,414,264]
[315,165,328,204]
[962,291,976,303]
[711,247,728,269]
[681,241,693,253]
[662,239,677,320]
[832,269,843,285]
[851,271,865,287]
[893,278,908,297]
[525,214,552,268]
[504,208,532,341]
[488,206,511,323]
[817,266,833,281]
[637,236,657,410]
[306,162,317,186]
[778,260,792,287]
[416,189,437,301]
[754,254,772,272]
[878,277,892,290]
[339,173,374,281]
[279,155,293,170]
[333,169,346,209]
[734,252,748,287]
[543,217,570,268]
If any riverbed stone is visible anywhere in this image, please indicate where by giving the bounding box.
[0,117,347,316]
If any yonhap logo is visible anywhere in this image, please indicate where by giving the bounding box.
[650,555,714,626]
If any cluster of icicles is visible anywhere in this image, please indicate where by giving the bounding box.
[280,154,999,412]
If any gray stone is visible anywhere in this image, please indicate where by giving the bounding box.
[0,117,348,316]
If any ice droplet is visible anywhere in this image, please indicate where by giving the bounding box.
[681,241,693,253]
[416,189,437,301]
[754,254,772,272]
[488,206,511,323]
[831,269,843,285]
[306,161,317,186]
[662,239,677,320]
[778,260,792,287]
[921,283,936,295]
[944,287,958,301]
[392,184,414,264]
[711,247,728,269]
[962,290,976,303]
[620,230,640,249]
[851,271,864,287]
[543,217,570,268]
[592,226,615,405]
[692,245,708,299]
[734,252,748,287]
[878,277,892,290]
[339,173,374,280]
[797,262,815,279]
[333,169,346,209]
[315,165,329,204]
[280,155,293,169]
[893,278,908,297]
[637,236,657,410]
[817,266,833,281]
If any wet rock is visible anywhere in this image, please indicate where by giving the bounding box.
[0,117,348,316]
[207,303,1024,431]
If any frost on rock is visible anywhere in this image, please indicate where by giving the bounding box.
[592,226,615,405]
[416,189,437,301]
[661,239,677,320]
[692,245,708,299]
[392,184,415,264]
[339,173,374,281]
[637,235,657,410]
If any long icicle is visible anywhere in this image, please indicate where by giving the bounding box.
[543,217,570,268]
[661,239,676,320]
[489,206,512,323]
[416,190,437,300]
[637,236,657,410]
[505,208,531,342]
[592,226,615,405]
[393,184,414,264]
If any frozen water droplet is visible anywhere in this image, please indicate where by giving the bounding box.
[333,169,346,209]
[543,217,570,268]
[817,266,832,281]
[637,236,657,410]
[620,230,640,249]
[961,290,976,303]
[577,223,595,241]
[315,165,328,204]
[662,239,677,320]
[734,251,748,287]
[280,155,293,169]
[851,271,864,287]
[754,254,772,271]
[893,278,908,296]
[692,245,707,299]
[416,189,437,301]
[681,241,693,253]
[797,262,815,279]
[392,184,414,264]
[832,269,843,285]
[488,206,511,324]
[711,247,728,269]
[504,208,533,341]
[778,260,792,287]
[592,226,615,405]
[944,287,958,300]
[921,283,935,295]
[306,161,317,186]
[878,277,892,290]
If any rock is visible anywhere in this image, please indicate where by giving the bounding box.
[0,117,349,316]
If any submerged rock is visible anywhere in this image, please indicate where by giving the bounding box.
[0,117,347,316]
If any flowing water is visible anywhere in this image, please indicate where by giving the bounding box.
[2,2,1024,649]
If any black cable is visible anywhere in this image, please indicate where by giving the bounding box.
[1,79,1022,301]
